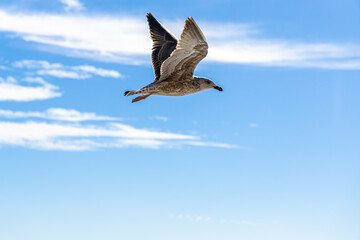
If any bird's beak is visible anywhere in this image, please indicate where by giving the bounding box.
[214,86,223,91]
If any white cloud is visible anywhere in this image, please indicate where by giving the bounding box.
[59,0,84,11]
[150,116,168,122]
[207,41,360,69]
[73,65,122,78]
[0,119,237,151]
[37,69,90,79]
[0,76,61,101]
[13,60,62,69]
[13,60,122,79]
[0,108,237,150]
[173,214,210,223]
[195,216,203,222]
[248,123,258,128]
[0,121,194,150]
[0,10,149,64]
[184,141,240,149]
[1,9,360,69]
[170,213,253,225]
[0,59,122,102]
[0,108,120,122]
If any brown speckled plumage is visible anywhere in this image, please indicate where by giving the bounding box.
[124,13,222,103]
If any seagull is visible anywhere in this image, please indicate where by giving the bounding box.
[124,13,223,103]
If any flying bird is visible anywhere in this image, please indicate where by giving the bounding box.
[124,13,222,103]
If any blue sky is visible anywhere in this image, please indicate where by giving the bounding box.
[0,0,359,240]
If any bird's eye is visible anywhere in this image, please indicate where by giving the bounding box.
[206,80,211,84]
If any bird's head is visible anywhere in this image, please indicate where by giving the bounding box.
[196,77,223,92]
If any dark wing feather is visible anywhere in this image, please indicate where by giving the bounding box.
[146,13,178,81]
[158,17,208,82]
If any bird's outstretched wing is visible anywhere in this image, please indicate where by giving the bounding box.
[147,13,178,81]
[158,17,208,82]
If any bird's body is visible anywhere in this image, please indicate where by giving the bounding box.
[125,13,222,103]
[126,76,207,97]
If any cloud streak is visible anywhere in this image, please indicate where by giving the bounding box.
[150,116,168,122]
[248,123,258,128]
[59,0,84,12]
[0,59,121,102]
[13,60,122,79]
[0,76,61,101]
[0,108,238,151]
[0,120,237,151]
[0,108,120,122]
[0,9,360,69]
[170,213,255,226]
[0,121,193,150]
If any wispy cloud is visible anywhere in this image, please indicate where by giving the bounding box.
[208,41,360,69]
[170,214,212,223]
[0,10,149,64]
[36,69,90,79]
[0,109,238,151]
[0,59,121,102]
[248,123,258,128]
[0,108,120,122]
[170,213,255,226]
[0,65,8,70]
[183,141,239,149]
[0,121,190,150]
[0,76,61,101]
[150,116,168,122]
[72,65,121,78]
[13,60,122,79]
[220,219,256,226]
[59,0,84,12]
[1,9,360,69]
